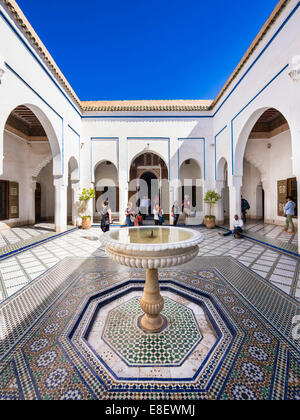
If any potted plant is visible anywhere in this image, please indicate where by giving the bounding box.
[79,188,95,229]
[204,190,221,229]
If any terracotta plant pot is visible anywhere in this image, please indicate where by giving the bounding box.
[81,216,92,230]
[204,216,216,229]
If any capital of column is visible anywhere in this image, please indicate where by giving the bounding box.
[230,175,243,189]
[53,176,66,189]
[71,179,80,191]
[31,177,37,190]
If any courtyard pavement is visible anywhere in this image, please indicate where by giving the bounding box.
[244,221,298,246]
[0,224,76,259]
[0,225,299,303]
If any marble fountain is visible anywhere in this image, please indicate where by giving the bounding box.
[101,226,205,333]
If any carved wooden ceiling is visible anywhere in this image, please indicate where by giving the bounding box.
[5,105,47,140]
[250,108,289,139]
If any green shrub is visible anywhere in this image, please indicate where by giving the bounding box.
[79,188,95,202]
[204,190,221,217]
[78,188,95,218]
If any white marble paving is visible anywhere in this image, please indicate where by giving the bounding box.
[0,225,299,303]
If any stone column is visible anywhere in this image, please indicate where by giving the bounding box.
[87,183,94,226]
[229,175,243,229]
[215,180,225,225]
[261,178,269,224]
[169,185,174,222]
[119,173,128,226]
[71,181,80,226]
[28,177,37,225]
[54,176,67,233]
[118,137,128,226]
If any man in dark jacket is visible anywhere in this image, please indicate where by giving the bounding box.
[241,196,250,224]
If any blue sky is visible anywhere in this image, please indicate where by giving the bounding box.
[17,0,279,101]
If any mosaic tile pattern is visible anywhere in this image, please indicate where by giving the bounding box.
[100,297,202,366]
[0,258,299,400]
[73,285,233,384]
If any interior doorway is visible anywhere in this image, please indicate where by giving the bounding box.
[139,172,159,215]
[35,182,42,222]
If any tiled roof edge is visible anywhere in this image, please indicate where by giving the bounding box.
[1,0,82,111]
[82,104,211,112]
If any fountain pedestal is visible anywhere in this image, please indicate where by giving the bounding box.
[101,227,205,334]
[140,269,164,333]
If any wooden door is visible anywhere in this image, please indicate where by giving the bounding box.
[8,182,19,219]
[0,181,8,220]
[278,180,288,217]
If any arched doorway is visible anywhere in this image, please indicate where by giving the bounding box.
[36,160,54,223]
[239,108,297,226]
[139,171,158,216]
[216,158,229,225]
[129,152,169,218]
[1,105,55,227]
[67,157,80,226]
[179,159,203,224]
[94,160,119,221]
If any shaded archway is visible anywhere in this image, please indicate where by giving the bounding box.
[1,103,62,176]
[216,157,229,224]
[0,104,56,227]
[35,160,54,223]
[237,107,297,226]
[139,171,158,217]
[179,159,203,224]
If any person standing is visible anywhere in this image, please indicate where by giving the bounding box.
[241,196,250,224]
[283,196,296,234]
[154,204,164,226]
[183,195,192,220]
[158,206,164,226]
[172,201,180,226]
[125,202,135,227]
[100,200,112,232]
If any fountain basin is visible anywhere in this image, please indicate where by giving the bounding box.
[101,226,205,269]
